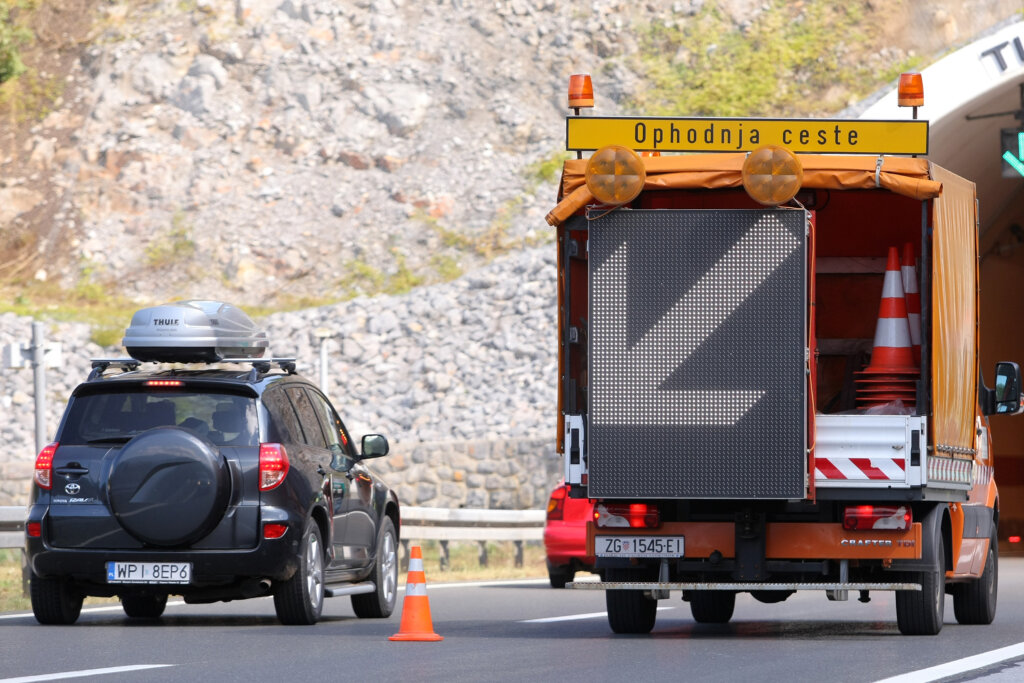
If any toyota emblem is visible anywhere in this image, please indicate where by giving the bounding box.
[64,482,81,495]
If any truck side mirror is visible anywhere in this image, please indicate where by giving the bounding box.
[993,361,1023,415]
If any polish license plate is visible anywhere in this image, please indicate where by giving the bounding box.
[106,561,192,584]
[596,535,684,558]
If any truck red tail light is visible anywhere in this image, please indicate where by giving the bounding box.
[33,442,58,490]
[259,443,289,491]
[843,505,912,531]
[594,503,660,529]
[27,522,41,538]
[547,486,568,521]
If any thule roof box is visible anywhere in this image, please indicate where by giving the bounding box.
[122,300,269,363]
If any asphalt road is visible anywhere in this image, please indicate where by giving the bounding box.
[6,561,1024,683]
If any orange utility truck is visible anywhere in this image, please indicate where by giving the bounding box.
[547,73,1023,635]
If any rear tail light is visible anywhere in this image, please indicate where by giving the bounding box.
[33,442,58,490]
[27,522,41,538]
[259,443,289,491]
[843,505,912,531]
[594,502,660,529]
[1010,536,1021,544]
[546,486,568,521]
[263,523,288,539]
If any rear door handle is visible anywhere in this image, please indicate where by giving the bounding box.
[55,466,89,476]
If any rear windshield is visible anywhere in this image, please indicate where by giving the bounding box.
[60,390,259,447]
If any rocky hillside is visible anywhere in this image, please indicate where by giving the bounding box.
[0,1,1022,502]
[2,0,1019,311]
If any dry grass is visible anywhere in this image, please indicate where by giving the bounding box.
[1,542,547,614]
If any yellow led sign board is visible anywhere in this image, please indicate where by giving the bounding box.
[566,117,929,155]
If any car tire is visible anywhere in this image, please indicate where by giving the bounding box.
[605,568,657,634]
[274,519,325,625]
[896,531,945,635]
[547,563,574,589]
[689,591,736,623]
[352,516,399,618]
[953,531,998,625]
[122,594,168,619]
[30,575,83,625]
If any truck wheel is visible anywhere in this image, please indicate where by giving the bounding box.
[952,532,998,625]
[274,519,325,625]
[896,532,945,635]
[122,594,168,619]
[352,516,398,618]
[30,575,83,625]
[605,568,657,634]
[689,591,736,623]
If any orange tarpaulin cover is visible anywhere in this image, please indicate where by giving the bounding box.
[929,164,978,454]
[545,154,942,226]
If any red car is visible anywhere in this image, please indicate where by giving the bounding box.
[543,483,599,588]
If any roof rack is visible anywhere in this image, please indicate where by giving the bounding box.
[88,357,298,381]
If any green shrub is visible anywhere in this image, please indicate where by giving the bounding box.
[0,3,29,84]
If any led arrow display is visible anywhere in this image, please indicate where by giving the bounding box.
[591,214,801,426]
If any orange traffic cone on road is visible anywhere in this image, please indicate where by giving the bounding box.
[901,242,922,365]
[389,545,443,642]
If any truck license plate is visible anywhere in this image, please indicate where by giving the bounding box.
[596,536,684,558]
[106,561,191,584]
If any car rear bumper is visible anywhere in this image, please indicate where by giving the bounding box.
[544,523,595,567]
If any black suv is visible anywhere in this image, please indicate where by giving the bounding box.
[25,302,400,626]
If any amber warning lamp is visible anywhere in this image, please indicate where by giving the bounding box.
[585,145,646,207]
[568,74,594,111]
[741,145,803,206]
[898,72,924,118]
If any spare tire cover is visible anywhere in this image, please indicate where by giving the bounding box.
[108,426,230,547]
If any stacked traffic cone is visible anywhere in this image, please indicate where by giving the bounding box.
[389,545,443,642]
[901,242,922,365]
[855,246,919,408]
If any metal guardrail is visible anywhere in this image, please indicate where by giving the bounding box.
[0,506,24,551]
[0,505,546,568]
[399,506,546,569]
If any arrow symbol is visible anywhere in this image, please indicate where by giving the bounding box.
[1003,131,1024,177]
[591,214,800,426]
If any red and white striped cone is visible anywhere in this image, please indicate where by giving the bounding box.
[861,246,916,374]
[389,545,443,642]
[901,242,921,365]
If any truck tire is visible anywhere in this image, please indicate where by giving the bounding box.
[30,575,83,625]
[605,568,657,634]
[122,594,168,619]
[896,532,945,635]
[689,591,736,623]
[274,519,325,625]
[352,516,398,618]
[952,532,998,625]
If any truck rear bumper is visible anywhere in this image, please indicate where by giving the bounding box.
[567,581,921,591]
[588,521,922,560]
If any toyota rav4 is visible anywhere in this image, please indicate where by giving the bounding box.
[24,300,400,626]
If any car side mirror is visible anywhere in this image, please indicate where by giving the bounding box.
[360,434,389,458]
[993,361,1023,415]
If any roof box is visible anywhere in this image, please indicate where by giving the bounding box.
[122,300,269,363]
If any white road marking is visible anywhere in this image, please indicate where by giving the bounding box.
[0,665,173,683]
[521,606,675,624]
[0,600,186,621]
[874,642,1024,683]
